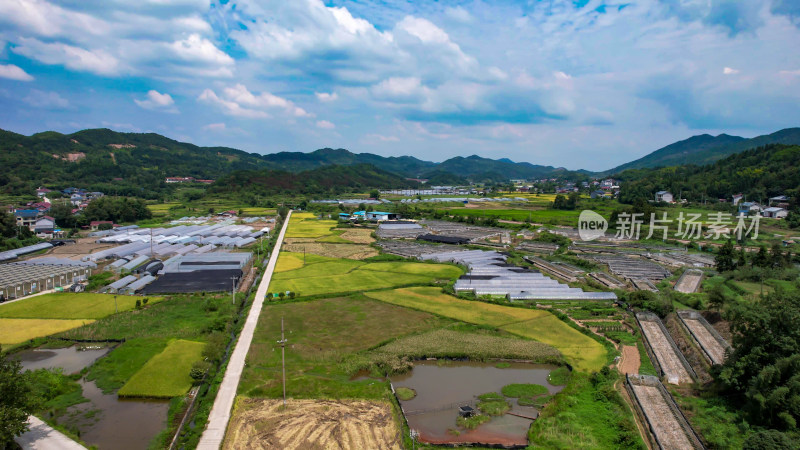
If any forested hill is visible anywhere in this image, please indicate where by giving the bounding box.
[0,128,270,198]
[606,128,800,173]
[617,144,800,205]
[209,164,420,198]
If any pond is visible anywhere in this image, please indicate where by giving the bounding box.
[13,345,110,374]
[10,344,169,449]
[390,361,564,447]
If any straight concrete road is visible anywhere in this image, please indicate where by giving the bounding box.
[197,210,292,449]
[15,416,86,450]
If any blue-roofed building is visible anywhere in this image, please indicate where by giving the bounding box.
[14,209,40,230]
[366,211,398,221]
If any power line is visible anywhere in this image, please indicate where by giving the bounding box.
[277,316,288,406]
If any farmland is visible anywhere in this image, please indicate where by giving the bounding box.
[223,399,401,450]
[119,339,205,398]
[0,318,95,345]
[284,212,338,238]
[0,292,163,320]
[269,253,462,297]
[239,296,448,399]
[364,287,608,372]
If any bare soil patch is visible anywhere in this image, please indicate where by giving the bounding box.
[46,238,117,260]
[283,242,378,260]
[618,345,640,375]
[223,398,401,450]
[339,229,375,244]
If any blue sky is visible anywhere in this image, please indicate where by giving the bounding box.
[0,0,798,171]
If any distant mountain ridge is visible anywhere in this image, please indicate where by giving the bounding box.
[1,126,799,197]
[605,128,800,174]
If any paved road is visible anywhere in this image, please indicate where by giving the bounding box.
[15,416,86,450]
[197,210,292,449]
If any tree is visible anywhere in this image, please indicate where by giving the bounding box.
[736,247,748,268]
[0,345,35,446]
[753,246,770,268]
[369,189,380,200]
[707,284,728,311]
[742,429,795,449]
[715,240,736,272]
[49,203,77,229]
[718,291,800,430]
[769,243,786,269]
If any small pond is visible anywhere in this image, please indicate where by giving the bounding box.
[10,344,169,449]
[390,361,564,446]
[13,345,110,374]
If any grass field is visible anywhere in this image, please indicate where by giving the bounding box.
[269,252,462,297]
[364,287,607,372]
[239,296,448,399]
[0,318,95,344]
[0,293,164,319]
[118,339,205,398]
[57,294,235,341]
[87,338,169,393]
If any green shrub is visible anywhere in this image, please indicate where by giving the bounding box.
[395,387,416,401]
[501,383,548,398]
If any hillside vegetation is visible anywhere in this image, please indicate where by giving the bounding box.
[617,144,800,205]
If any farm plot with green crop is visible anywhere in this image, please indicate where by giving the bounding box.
[269,252,462,297]
[119,339,205,398]
[0,293,163,320]
[365,287,607,372]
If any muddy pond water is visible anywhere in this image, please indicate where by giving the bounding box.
[390,361,564,446]
[12,345,169,449]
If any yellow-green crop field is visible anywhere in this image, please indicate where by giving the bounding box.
[0,318,95,344]
[269,252,462,297]
[0,293,164,320]
[118,339,205,398]
[284,212,338,239]
[365,287,607,372]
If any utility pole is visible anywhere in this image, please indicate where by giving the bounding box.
[278,316,288,406]
[230,277,237,305]
[150,227,154,257]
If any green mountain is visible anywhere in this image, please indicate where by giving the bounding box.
[434,155,571,180]
[607,128,800,174]
[0,128,270,199]
[617,144,800,206]
[210,164,420,197]
[261,148,436,176]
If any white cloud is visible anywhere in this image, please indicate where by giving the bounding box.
[203,122,226,131]
[168,34,234,66]
[315,92,338,102]
[723,67,739,75]
[0,64,34,81]
[444,6,473,23]
[23,89,68,108]
[316,120,335,129]
[198,89,269,118]
[198,84,313,119]
[135,90,177,112]
[13,38,120,75]
[364,133,400,142]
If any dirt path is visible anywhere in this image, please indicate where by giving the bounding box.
[223,399,401,450]
[618,345,641,375]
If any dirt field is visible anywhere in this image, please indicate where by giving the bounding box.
[339,228,375,244]
[223,399,401,450]
[618,345,641,375]
[282,242,378,260]
[640,321,692,384]
[44,238,117,260]
[630,384,695,449]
